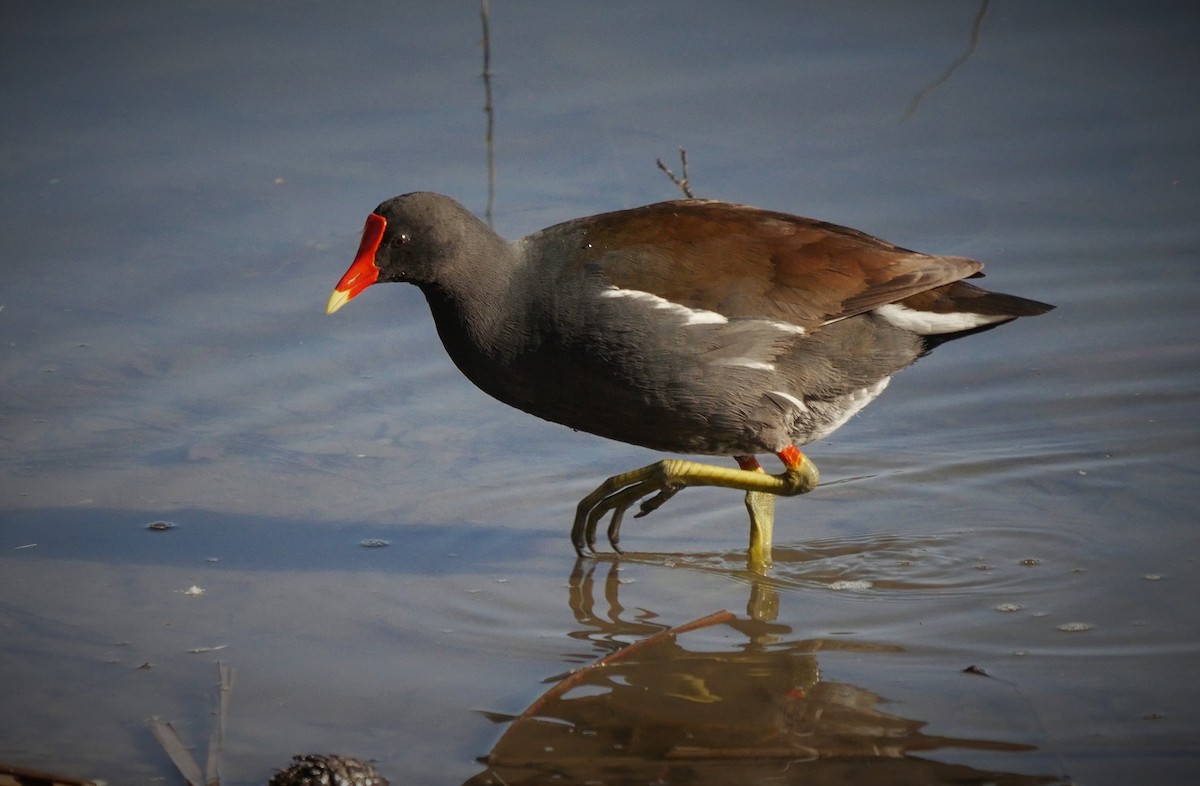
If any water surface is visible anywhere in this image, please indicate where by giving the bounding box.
[2,2,1198,784]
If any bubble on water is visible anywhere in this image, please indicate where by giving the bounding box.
[828,579,873,591]
[995,602,1023,612]
[1057,621,1094,632]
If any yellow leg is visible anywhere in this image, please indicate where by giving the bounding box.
[572,446,819,557]
[738,456,775,568]
[745,490,776,568]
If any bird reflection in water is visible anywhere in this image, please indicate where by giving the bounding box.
[466,560,1062,786]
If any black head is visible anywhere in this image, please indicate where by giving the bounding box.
[326,192,490,314]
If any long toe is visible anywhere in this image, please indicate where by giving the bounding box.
[585,478,661,551]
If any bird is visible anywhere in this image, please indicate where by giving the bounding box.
[325,193,1053,559]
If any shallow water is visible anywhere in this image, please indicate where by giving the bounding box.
[2,2,1199,784]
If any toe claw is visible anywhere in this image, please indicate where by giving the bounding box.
[635,484,681,518]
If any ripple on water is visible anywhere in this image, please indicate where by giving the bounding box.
[670,524,1099,600]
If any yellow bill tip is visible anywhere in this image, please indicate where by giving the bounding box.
[325,288,351,315]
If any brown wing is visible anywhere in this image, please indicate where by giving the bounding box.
[568,200,983,330]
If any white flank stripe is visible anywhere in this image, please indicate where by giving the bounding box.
[600,287,808,333]
[769,390,808,412]
[807,377,892,441]
[874,304,1005,335]
[714,359,775,371]
[600,286,728,325]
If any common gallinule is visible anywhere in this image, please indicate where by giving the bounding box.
[327,193,1052,558]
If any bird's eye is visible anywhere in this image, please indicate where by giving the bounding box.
[396,232,411,246]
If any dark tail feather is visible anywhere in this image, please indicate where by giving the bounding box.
[907,280,1055,352]
[902,280,1055,319]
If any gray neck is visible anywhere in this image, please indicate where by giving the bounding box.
[419,233,531,372]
